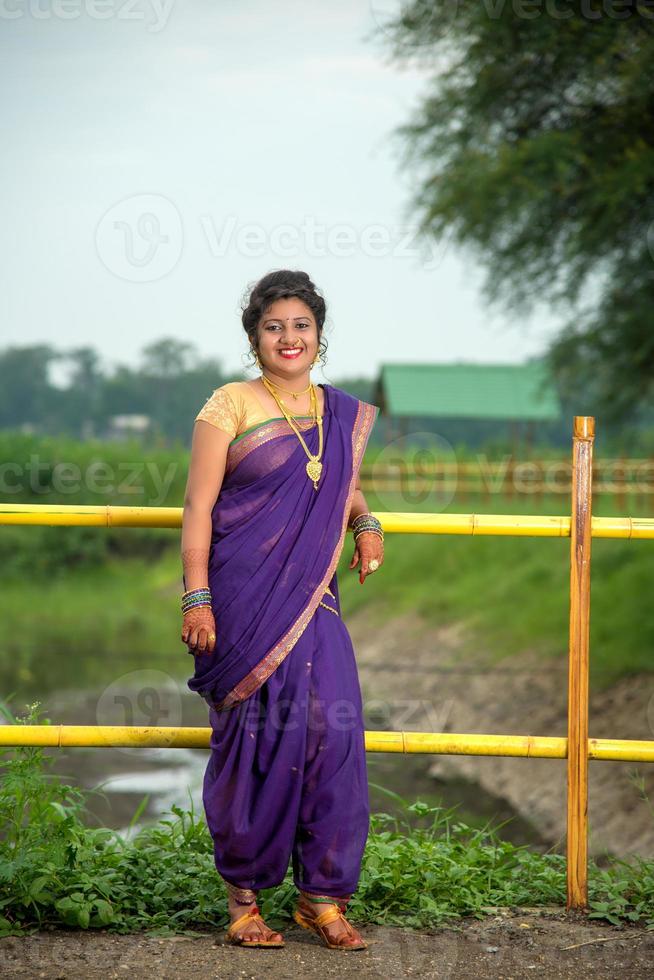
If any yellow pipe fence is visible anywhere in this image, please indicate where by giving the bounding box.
[2,727,654,763]
[2,416,653,910]
[2,503,654,539]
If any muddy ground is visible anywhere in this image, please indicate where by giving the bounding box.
[1,908,652,979]
[349,606,654,858]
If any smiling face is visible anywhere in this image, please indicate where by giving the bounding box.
[255,297,320,378]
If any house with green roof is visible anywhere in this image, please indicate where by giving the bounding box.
[371,359,563,448]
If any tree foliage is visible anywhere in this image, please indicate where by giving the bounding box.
[0,341,229,443]
[379,1,654,418]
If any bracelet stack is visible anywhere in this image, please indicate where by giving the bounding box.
[181,587,212,614]
[351,512,384,545]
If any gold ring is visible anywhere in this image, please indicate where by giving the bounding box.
[368,559,379,572]
[209,633,216,640]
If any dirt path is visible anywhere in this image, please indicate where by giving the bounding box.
[348,606,654,858]
[2,909,652,978]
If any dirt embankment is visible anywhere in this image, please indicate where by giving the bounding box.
[349,606,654,859]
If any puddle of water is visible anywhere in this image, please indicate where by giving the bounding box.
[21,684,211,839]
[3,679,542,848]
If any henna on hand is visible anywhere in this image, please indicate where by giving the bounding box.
[181,605,217,654]
[182,547,210,588]
[348,530,384,583]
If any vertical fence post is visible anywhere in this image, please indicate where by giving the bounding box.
[567,415,594,910]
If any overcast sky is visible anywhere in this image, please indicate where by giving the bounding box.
[1,0,562,385]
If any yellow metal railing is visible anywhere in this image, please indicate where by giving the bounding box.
[3,504,654,538]
[1,415,653,911]
[2,727,654,762]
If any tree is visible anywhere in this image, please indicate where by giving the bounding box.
[58,347,105,437]
[0,345,58,429]
[139,339,228,443]
[376,2,654,419]
[141,338,195,379]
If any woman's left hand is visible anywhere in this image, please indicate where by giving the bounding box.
[349,530,384,584]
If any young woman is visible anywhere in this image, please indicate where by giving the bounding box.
[181,270,383,951]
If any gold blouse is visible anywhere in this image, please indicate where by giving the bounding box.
[195,380,323,442]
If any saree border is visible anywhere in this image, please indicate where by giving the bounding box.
[214,399,378,711]
[225,416,322,474]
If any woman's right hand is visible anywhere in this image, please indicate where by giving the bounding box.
[181,606,217,655]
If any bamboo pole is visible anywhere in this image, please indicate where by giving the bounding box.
[2,504,654,539]
[2,726,654,761]
[567,416,594,910]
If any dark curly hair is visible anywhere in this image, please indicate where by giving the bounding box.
[241,269,328,370]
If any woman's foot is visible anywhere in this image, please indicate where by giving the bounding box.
[226,895,284,946]
[295,893,367,950]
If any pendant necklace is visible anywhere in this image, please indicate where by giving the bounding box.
[260,373,324,490]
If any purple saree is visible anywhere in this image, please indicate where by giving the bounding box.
[187,382,379,898]
[187,382,378,713]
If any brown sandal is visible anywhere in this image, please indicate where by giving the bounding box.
[293,898,367,950]
[225,903,285,947]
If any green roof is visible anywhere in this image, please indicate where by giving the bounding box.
[377,361,561,421]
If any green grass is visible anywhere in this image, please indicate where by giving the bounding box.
[337,491,654,688]
[2,429,654,694]
[1,703,652,936]
[0,555,184,696]
[2,496,654,697]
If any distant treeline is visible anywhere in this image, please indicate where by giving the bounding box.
[2,340,654,453]
[0,339,375,445]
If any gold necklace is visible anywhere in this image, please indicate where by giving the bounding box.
[263,373,312,401]
[261,374,324,490]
